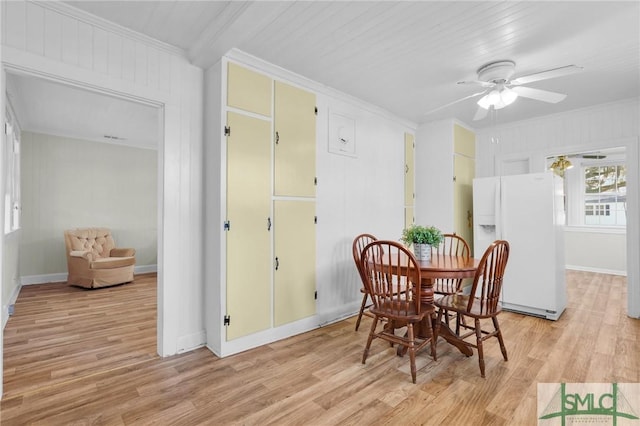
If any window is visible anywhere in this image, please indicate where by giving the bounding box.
[4,105,21,234]
[583,164,626,226]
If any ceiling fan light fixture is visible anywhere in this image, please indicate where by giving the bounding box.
[500,87,518,106]
[549,155,573,177]
[477,87,517,110]
[477,93,492,109]
[478,89,502,109]
[489,90,506,109]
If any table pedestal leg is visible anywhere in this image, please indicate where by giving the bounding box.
[434,318,473,357]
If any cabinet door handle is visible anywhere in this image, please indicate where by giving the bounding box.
[275,257,279,270]
[275,131,280,144]
[267,217,271,231]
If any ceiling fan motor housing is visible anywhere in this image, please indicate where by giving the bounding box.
[477,60,516,83]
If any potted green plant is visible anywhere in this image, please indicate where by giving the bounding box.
[400,224,444,261]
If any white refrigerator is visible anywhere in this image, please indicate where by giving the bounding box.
[473,172,566,320]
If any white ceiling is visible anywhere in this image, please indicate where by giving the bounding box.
[8,1,640,146]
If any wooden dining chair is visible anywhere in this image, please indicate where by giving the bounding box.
[352,233,378,331]
[433,240,510,378]
[432,233,471,295]
[360,240,435,383]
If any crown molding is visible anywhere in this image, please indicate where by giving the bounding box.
[33,1,187,59]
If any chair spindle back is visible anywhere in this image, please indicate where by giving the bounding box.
[468,240,510,314]
[361,240,423,318]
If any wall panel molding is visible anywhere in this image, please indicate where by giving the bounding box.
[32,1,186,58]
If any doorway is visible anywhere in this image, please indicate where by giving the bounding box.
[546,147,628,276]
[1,69,163,395]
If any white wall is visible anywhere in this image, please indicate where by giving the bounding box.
[19,131,157,280]
[565,228,626,275]
[475,98,640,317]
[316,96,411,318]
[205,51,416,356]
[1,0,204,376]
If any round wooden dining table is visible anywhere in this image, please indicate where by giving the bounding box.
[374,251,479,299]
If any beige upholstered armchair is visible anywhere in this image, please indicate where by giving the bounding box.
[64,228,136,288]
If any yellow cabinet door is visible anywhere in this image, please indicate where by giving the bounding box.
[453,124,475,255]
[405,207,415,229]
[274,81,316,197]
[454,124,476,158]
[227,62,272,117]
[273,200,316,326]
[454,154,475,256]
[226,112,272,340]
[404,133,415,207]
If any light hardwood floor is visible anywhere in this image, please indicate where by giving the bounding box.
[1,271,638,425]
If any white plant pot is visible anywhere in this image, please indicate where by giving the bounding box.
[413,243,432,262]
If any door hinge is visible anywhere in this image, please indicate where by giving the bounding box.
[224,220,231,231]
[314,216,317,224]
[453,176,457,182]
[314,177,318,186]
[224,126,231,136]
[314,106,318,115]
[314,291,318,300]
[224,315,231,326]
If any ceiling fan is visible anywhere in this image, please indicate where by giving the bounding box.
[427,60,583,121]
[548,152,607,176]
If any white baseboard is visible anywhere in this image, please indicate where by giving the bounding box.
[134,264,157,275]
[177,330,206,354]
[206,302,362,358]
[20,264,158,285]
[2,282,22,329]
[20,273,68,285]
[316,301,361,326]
[565,265,627,276]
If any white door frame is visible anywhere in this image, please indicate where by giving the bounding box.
[0,62,168,398]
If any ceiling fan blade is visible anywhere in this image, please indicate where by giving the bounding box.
[510,65,583,85]
[423,90,487,116]
[457,80,495,88]
[511,86,567,103]
[473,106,488,121]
